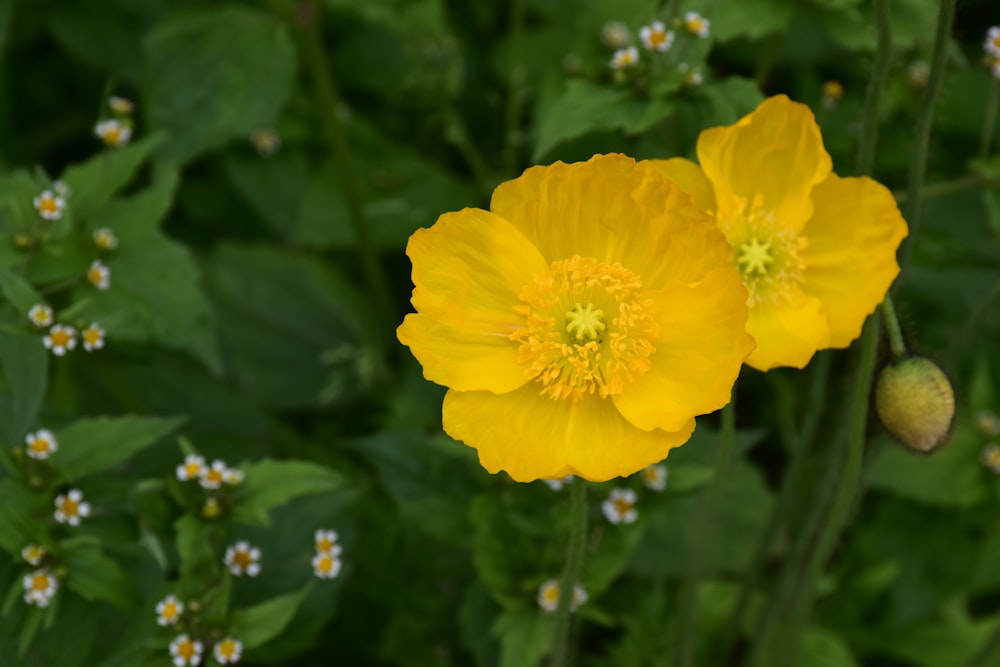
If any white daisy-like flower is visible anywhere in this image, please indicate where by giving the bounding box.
[94,119,132,147]
[639,20,674,52]
[542,475,574,491]
[536,578,588,613]
[982,444,1000,474]
[107,96,134,115]
[985,26,1000,57]
[176,454,206,481]
[53,180,70,198]
[93,227,118,251]
[199,459,227,489]
[43,324,77,356]
[213,637,243,665]
[600,21,630,49]
[22,569,58,607]
[82,323,106,352]
[684,11,711,38]
[28,304,54,327]
[155,594,184,626]
[641,464,667,491]
[25,429,58,460]
[223,466,244,486]
[610,46,640,70]
[312,551,342,579]
[251,128,281,157]
[33,190,66,220]
[87,260,111,290]
[21,544,45,566]
[54,488,91,525]
[169,634,203,667]
[224,541,261,577]
[602,488,638,525]
[315,529,342,555]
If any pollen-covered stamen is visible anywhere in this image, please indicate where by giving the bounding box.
[511,256,658,401]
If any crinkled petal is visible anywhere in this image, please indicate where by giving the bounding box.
[640,158,717,213]
[802,174,908,347]
[697,95,832,234]
[613,269,753,431]
[397,208,547,393]
[443,386,694,482]
[745,288,830,371]
[490,153,732,287]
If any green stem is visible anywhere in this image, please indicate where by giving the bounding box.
[550,477,588,667]
[894,174,1000,203]
[899,0,957,273]
[855,0,892,176]
[980,77,1000,159]
[294,0,396,333]
[880,298,907,360]
[677,398,736,667]
[503,0,525,174]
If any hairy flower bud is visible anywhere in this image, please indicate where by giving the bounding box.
[875,356,955,453]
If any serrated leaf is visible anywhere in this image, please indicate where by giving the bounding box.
[143,6,296,164]
[52,415,184,483]
[695,76,765,126]
[230,459,344,526]
[533,80,642,161]
[0,329,48,444]
[0,479,44,556]
[685,0,793,41]
[495,610,551,667]
[60,133,166,219]
[61,537,137,608]
[174,514,219,584]
[795,627,860,667]
[0,264,43,315]
[230,583,314,649]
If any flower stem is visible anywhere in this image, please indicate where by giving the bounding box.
[855,0,892,177]
[550,477,588,667]
[676,398,736,667]
[503,0,526,174]
[980,77,1000,159]
[880,297,907,361]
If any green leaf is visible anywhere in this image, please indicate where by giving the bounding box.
[143,6,296,164]
[495,609,551,667]
[795,627,860,667]
[0,264,43,315]
[685,0,793,41]
[174,514,219,584]
[52,415,184,483]
[61,537,137,608]
[60,133,166,219]
[0,479,44,556]
[231,459,344,526]
[695,76,766,126]
[0,329,48,443]
[230,583,314,649]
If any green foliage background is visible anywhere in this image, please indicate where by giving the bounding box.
[2,0,1000,665]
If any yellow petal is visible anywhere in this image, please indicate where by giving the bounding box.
[745,288,830,371]
[640,158,717,213]
[443,386,694,482]
[802,174,908,347]
[490,153,732,287]
[697,95,832,234]
[612,268,753,431]
[397,208,548,393]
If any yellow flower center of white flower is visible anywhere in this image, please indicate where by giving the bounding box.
[29,437,51,454]
[647,29,668,48]
[184,461,202,477]
[612,497,633,515]
[88,266,105,284]
[59,496,80,517]
[231,549,254,570]
[161,600,178,620]
[50,329,72,347]
[29,572,51,592]
[512,256,658,401]
[983,447,1000,469]
[317,537,335,552]
[84,329,102,345]
[38,197,59,214]
[203,468,224,485]
[176,640,197,660]
[542,584,559,604]
[217,639,238,659]
[686,17,704,33]
[315,554,335,573]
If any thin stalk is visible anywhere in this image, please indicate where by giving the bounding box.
[894,174,1000,203]
[503,0,525,174]
[550,477,588,667]
[980,77,1000,159]
[899,0,958,272]
[294,0,396,332]
[855,0,892,176]
[676,399,736,667]
[880,298,907,361]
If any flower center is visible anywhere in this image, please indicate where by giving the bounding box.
[511,256,658,401]
[737,238,773,275]
[51,330,71,347]
[29,437,51,454]
[613,497,633,514]
[31,573,50,591]
[39,197,58,214]
[85,329,102,345]
[233,550,254,569]
[218,640,236,658]
[162,601,178,619]
[177,641,196,660]
[59,497,79,517]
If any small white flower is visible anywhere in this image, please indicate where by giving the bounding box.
[169,634,203,667]
[93,227,118,250]
[251,128,281,157]
[21,544,45,566]
[155,594,184,626]
[641,464,667,491]
[176,454,206,481]
[985,26,1000,57]
[199,459,227,489]
[53,180,70,198]
[906,60,929,88]
[107,96,134,115]
[82,323,106,352]
[600,21,630,49]
[87,260,111,290]
[33,190,66,220]
[25,429,58,460]
[94,119,132,147]
[315,529,342,555]
[312,551,342,579]
[639,20,674,52]
[982,444,1000,474]
[610,46,639,70]
[542,475,574,491]
[23,569,58,607]
[213,637,243,665]
[536,578,587,613]
[54,488,91,525]
[224,541,261,577]
[223,466,244,486]
[684,11,711,38]
[28,304,54,327]
[602,488,638,525]
[43,324,77,356]
[683,68,704,87]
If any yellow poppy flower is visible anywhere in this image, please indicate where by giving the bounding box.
[643,95,908,371]
[397,154,754,482]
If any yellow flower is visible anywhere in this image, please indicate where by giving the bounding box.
[397,154,753,482]
[642,95,907,370]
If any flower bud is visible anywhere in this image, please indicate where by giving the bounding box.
[977,410,1000,438]
[202,497,222,519]
[875,356,955,453]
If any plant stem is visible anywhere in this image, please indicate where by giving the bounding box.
[294,0,396,333]
[980,77,1000,159]
[893,174,1000,203]
[550,477,588,667]
[503,0,525,174]
[880,298,907,361]
[855,0,892,177]
[676,398,736,667]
